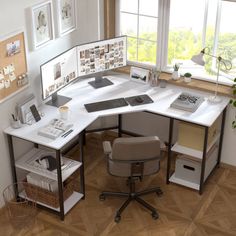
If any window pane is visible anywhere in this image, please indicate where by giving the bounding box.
[218,1,236,77]
[139,0,158,17]
[127,37,138,61]
[138,39,156,65]
[120,13,138,37]
[168,0,205,65]
[139,16,157,41]
[120,0,138,14]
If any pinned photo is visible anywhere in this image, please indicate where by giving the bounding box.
[6,40,21,56]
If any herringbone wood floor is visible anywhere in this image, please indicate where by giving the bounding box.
[1,133,236,236]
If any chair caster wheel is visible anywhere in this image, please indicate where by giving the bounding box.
[152,212,159,220]
[99,194,106,201]
[114,215,121,223]
[156,189,163,197]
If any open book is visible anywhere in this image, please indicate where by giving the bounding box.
[38,118,73,139]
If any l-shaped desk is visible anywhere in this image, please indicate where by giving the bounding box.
[4,74,229,220]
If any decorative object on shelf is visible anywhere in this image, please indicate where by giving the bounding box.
[55,0,77,37]
[172,63,180,80]
[230,77,236,128]
[184,72,192,83]
[30,0,54,50]
[191,47,232,103]
[130,66,149,84]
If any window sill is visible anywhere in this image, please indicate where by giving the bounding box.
[115,66,233,97]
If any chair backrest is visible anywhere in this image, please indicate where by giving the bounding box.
[108,136,161,177]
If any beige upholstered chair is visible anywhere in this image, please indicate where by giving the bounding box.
[100,136,163,223]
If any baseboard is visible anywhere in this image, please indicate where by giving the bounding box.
[220,162,236,171]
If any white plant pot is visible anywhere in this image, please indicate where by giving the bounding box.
[172,71,180,80]
[184,76,191,83]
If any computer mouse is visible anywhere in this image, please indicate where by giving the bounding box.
[135,96,144,103]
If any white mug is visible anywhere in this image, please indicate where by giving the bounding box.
[59,106,69,120]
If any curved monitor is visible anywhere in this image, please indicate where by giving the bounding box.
[40,47,78,107]
[77,36,127,88]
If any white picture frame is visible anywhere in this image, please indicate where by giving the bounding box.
[55,0,77,37]
[130,66,150,84]
[31,0,54,50]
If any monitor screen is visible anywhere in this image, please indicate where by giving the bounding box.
[40,36,127,107]
[40,47,78,107]
[77,36,127,88]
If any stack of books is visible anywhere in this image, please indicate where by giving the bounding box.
[26,172,58,192]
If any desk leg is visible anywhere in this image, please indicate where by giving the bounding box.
[56,149,64,220]
[199,127,208,195]
[217,107,227,166]
[79,131,85,199]
[118,114,122,137]
[7,134,18,196]
[166,118,174,184]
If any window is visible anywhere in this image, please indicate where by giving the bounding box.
[117,0,159,66]
[116,0,236,85]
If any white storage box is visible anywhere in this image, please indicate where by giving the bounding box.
[175,145,218,184]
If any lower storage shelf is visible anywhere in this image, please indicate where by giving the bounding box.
[19,190,83,214]
[169,173,200,190]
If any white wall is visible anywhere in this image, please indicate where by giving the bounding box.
[0,0,101,207]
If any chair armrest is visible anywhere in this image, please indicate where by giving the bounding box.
[103,141,112,155]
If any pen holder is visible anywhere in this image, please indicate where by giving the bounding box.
[11,119,22,129]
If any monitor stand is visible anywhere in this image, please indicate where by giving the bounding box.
[46,93,71,107]
[88,76,113,89]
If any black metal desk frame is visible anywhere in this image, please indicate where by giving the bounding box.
[6,131,85,221]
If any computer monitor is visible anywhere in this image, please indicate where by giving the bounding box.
[40,47,78,107]
[77,36,127,88]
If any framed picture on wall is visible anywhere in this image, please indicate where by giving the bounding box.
[55,0,77,37]
[30,0,54,50]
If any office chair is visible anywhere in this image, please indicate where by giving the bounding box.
[99,136,163,223]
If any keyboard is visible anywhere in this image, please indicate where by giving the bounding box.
[84,98,128,113]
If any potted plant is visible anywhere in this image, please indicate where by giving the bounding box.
[230,78,236,129]
[172,63,180,80]
[184,72,192,83]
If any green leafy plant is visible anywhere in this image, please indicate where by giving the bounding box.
[230,77,236,129]
[184,72,192,78]
[173,63,180,71]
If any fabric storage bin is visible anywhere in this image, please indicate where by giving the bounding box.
[177,117,220,151]
[175,145,218,184]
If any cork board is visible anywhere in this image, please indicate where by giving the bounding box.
[0,32,28,102]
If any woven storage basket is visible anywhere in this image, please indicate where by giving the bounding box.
[23,178,74,208]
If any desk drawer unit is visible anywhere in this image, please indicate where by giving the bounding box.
[175,145,218,184]
[177,117,220,151]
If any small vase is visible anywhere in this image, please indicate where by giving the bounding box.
[172,70,180,80]
[184,76,191,83]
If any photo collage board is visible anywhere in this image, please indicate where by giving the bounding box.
[41,47,78,100]
[77,36,127,76]
[0,32,28,102]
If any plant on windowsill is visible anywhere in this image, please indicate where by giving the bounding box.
[172,63,180,80]
[184,72,192,83]
[230,78,236,129]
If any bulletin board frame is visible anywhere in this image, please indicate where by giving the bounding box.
[0,31,28,103]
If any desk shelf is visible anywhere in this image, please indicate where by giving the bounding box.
[171,133,220,159]
[169,173,200,190]
[15,148,81,182]
[19,190,83,214]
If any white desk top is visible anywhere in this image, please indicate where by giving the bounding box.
[4,74,229,150]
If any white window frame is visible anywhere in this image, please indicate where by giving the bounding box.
[115,0,235,86]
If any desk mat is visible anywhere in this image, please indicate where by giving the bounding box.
[125,94,154,106]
